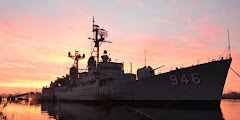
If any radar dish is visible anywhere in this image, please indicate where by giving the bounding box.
[104,50,107,54]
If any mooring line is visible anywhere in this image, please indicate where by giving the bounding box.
[230,67,240,78]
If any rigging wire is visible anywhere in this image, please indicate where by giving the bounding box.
[219,47,228,58]
[230,67,240,78]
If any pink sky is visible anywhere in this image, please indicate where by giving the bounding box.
[0,0,240,94]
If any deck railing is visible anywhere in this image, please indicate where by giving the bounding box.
[156,55,231,75]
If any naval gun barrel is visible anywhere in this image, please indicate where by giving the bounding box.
[153,65,165,71]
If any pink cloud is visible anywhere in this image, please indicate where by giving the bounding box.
[6,62,35,68]
[136,1,144,6]
[56,0,83,14]
[196,12,218,24]
[0,7,49,41]
[0,0,239,93]
[176,8,179,13]
[171,8,192,24]
[170,9,228,42]
[114,31,233,76]
[0,87,42,94]
[182,16,191,23]
[170,34,210,47]
[121,0,144,6]
[1,29,28,40]
[189,24,226,41]
[155,18,175,24]
[25,16,47,24]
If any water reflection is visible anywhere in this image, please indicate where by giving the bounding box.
[0,100,55,120]
[40,102,224,120]
[41,102,137,120]
[1,99,240,120]
[134,107,223,120]
[221,99,240,120]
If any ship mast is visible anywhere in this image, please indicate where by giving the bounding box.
[88,16,111,64]
[228,29,231,58]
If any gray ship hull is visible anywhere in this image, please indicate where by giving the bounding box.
[121,58,232,101]
[41,58,231,108]
[110,58,232,108]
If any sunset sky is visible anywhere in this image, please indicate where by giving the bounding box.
[0,0,240,94]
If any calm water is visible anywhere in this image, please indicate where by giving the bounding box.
[0,99,240,120]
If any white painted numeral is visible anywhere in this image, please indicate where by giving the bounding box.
[170,75,178,85]
[170,73,201,85]
[181,74,189,85]
[191,73,201,84]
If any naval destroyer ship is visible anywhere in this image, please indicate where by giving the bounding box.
[41,17,232,108]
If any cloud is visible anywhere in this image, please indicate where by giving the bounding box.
[0,15,11,28]
[136,1,144,6]
[0,80,51,88]
[0,14,28,39]
[176,8,179,13]
[25,16,47,24]
[0,71,57,84]
[174,11,192,24]
[7,62,35,68]
[0,7,47,41]
[121,0,144,6]
[168,6,227,42]
[155,18,175,25]
[189,24,226,41]
[170,34,210,47]
[0,0,239,94]
[55,0,83,14]
[182,16,191,23]
[1,29,29,40]
[0,87,41,94]
[0,62,35,69]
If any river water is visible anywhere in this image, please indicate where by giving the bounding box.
[0,99,239,120]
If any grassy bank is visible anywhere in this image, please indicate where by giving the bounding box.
[222,92,240,99]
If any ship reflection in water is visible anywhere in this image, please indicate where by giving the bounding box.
[1,99,240,120]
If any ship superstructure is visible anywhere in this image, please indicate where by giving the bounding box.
[42,17,136,100]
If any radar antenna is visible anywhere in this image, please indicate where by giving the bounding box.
[88,16,112,64]
[68,50,85,72]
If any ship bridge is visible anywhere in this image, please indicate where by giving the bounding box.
[97,50,124,74]
[98,62,123,73]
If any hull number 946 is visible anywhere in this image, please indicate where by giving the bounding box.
[170,73,200,85]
